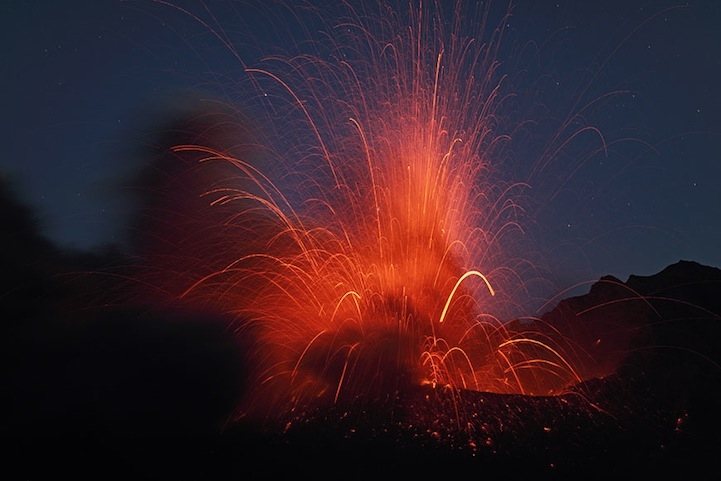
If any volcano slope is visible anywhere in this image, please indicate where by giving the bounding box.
[6,237,721,478]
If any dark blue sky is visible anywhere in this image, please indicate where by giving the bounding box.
[2,0,720,290]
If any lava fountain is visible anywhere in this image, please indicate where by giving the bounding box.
[131,0,629,420]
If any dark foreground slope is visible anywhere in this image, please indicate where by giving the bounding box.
[6,256,721,479]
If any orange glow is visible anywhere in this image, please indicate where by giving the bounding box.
[132,1,629,419]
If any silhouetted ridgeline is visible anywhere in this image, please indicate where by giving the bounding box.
[249,259,721,479]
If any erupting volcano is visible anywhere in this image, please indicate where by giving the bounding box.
[129,0,624,421]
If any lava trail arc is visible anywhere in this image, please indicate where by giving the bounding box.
[131,0,631,418]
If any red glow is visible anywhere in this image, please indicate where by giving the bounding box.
[132,1,634,419]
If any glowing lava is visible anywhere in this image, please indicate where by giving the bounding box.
[132,0,615,419]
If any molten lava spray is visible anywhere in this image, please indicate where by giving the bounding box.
[132,0,628,419]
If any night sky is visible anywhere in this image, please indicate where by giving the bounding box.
[2,0,720,294]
